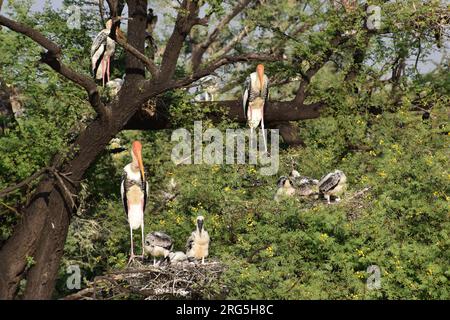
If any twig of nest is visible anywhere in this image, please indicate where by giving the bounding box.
[62,260,226,300]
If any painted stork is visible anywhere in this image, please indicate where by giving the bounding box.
[243,64,269,152]
[91,19,125,86]
[318,170,347,204]
[186,216,210,264]
[144,231,173,266]
[274,176,296,202]
[289,169,319,196]
[121,140,148,264]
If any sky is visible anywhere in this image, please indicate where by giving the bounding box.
[3,0,449,75]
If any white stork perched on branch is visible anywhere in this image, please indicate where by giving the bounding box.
[91,18,125,86]
[318,170,347,204]
[243,64,269,152]
[186,216,210,264]
[121,140,148,265]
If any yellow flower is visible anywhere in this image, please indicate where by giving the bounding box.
[379,139,384,145]
[433,191,439,197]
[319,233,329,242]
[369,150,377,157]
[224,186,231,192]
[356,249,365,257]
[378,171,387,178]
[159,219,166,226]
[266,246,274,257]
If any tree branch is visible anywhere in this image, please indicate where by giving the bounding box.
[159,0,202,81]
[212,26,250,59]
[191,0,253,71]
[115,34,159,77]
[172,53,282,89]
[125,99,327,130]
[0,167,49,198]
[0,15,108,118]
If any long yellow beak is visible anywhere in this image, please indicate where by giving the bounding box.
[136,150,145,181]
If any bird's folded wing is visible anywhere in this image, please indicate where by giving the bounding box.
[319,173,340,192]
[185,233,194,251]
[91,31,108,57]
[151,231,173,250]
[120,171,128,216]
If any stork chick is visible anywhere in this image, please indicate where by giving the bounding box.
[243,64,269,152]
[289,169,319,197]
[144,231,174,266]
[167,251,188,264]
[274,176,296,202]
[106,77,124,97]
[186,216,210,264]
[318,170,347,204]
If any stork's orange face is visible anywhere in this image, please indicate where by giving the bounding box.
[256,64,265,87]
[132,141,145,180]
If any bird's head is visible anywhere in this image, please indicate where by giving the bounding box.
[256,64,265,87]
[196,215,205,234]
[277,176,291,188]
[131,140,145,180]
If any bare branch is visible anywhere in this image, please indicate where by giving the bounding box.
[160,0,202,81]
[191,0,253,71]
[115,33,159,78]
[212,26,250,59]
[171,53,282,89]
[0,167,48,198]
[0,15,108,118]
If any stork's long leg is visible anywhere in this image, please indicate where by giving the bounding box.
[102,59,106,87]
[250,127,254,152]
[107,56,111,83]
[261,118,267,153]
[140,218,145,259]
[128,226,134,265]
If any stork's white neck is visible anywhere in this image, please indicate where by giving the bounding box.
[124,163,141,182]
[250,72,265,91]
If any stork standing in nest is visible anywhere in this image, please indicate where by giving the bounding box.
[186,216,210,264]
[318,170,347,204]
[121,141,148,265]
[144,231,173,266]
[243,64,269,153]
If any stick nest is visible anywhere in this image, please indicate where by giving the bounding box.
[63,260,226,300]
